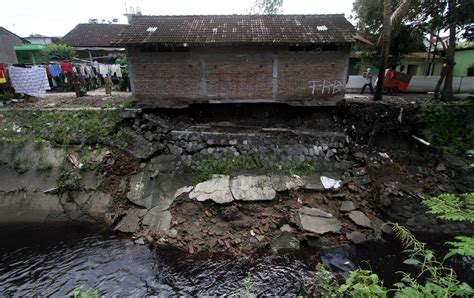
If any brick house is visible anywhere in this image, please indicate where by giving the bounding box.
[114,15,356,108]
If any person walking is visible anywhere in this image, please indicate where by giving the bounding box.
[360,68,374,94]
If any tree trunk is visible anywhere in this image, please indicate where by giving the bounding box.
[434,64,446,100]
[374,0,392,101]
[441,0,456,101]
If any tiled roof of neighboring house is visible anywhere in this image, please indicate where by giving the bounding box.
[113,14,356,45]
[61,23,129,47]
[0,27,30,43]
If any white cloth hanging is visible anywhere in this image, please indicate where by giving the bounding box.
[9,66,50,98]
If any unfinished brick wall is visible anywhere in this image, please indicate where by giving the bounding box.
[127,45,350,108]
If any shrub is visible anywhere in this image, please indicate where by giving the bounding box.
[42,44,76,61]
[418,103,474,154]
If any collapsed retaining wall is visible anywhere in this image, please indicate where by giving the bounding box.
[116,111,350,174]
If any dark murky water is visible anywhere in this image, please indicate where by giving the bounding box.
[0,224,472,296]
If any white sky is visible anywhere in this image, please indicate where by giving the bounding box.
[1,0,354,37]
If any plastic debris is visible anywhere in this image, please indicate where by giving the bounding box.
[320,176,342,190]
[412,135,430,146]
[398,107,403,123]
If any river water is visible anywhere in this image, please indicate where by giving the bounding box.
[0,223,472,296]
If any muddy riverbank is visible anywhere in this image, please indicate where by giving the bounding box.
[0,101,473,256]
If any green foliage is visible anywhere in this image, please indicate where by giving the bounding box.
[249,0,283,14]
[338,269,388,297]
[70,285,100,298]
[303,263,339,297]
[351,0,424,68]
[243,273,253,297]
[445,236,474,258]
[10,159,29,174]
[58,161,82,193]
[418,103,474,154]
[115,57,128,77]
[422,193,474,223]
[0,91,14,101]
[37,159,53,172]
[195,153,316,182]
[41,44,76,62]
[423,193,474,258]
[391,223,473,297]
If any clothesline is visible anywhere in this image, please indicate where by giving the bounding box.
[0,61,124,98]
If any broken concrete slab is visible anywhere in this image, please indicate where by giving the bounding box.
[141,208,172,232]
[348,210,372,228]
[115,208,147,233]
[230,175,276,201]
[127,172,146,207]
[340,201,357,212]
[127,172,192,210]
[303,174,325,191]
[346,231,368,244]
[174,185,193,199]
[189,175,234,204]
[298,207,341,234]
[299,206,334,218]
[270,175,305,192]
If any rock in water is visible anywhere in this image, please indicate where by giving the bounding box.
[189,175,234,204]
[348,210,372,228]
[298,207,341,234]
[230,175,276,201]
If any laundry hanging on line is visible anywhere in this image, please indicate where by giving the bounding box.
[9,66,50,98]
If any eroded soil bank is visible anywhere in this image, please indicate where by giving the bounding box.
[0,101,472,256]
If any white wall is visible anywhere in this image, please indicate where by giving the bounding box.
[345,75,474,93]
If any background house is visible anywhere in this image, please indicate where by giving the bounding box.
[14,44,46,64]
[114,14,355,108]
[0,27,29,64]
[61,23,128,63]
[454,45,474,76]
[24,34,60,45]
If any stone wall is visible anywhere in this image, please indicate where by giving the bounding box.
[127,45,350,107]
[117,111,350,173]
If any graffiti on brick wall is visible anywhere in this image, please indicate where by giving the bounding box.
[308,80,344,95]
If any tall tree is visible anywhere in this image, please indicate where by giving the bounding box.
[419,0,473,100]
[374,0,392,101]
[249,0,283,14]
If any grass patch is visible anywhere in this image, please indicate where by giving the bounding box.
[195,153,317,181]
[37,159,53,171]
[0,110,121,147]
[10,159,30,174]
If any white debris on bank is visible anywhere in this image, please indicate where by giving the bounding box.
[320,176,342,190]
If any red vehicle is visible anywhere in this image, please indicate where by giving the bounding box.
[383,69,412,92]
